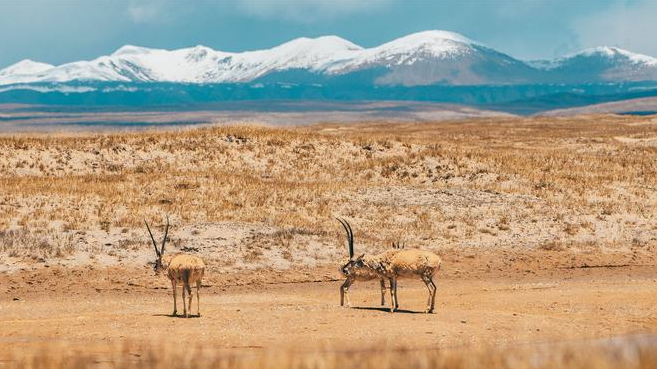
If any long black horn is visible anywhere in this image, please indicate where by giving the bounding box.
[144,220,160,257]
[344,220,354,258]
[336,218,354,258]
[160,215,170,255]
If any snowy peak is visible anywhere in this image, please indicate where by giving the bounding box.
[1,31,657,86]
[234,35,363,74]
[111,45,159,56]
[272,35,363,53]
[533,46,657,70]
[575,46,657,66]
[322,30,487,75]
[365,30,481,59]
[180,45,222,63]
[0,59,54,77]
[387,30,480,47]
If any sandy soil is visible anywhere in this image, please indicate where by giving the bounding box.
[1,256,655,360]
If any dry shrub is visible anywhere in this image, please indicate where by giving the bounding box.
[0,115,654,260]
[539,240,567,252]
[497,215,511,231]
[0,228,77,260]
[564,223,579,236]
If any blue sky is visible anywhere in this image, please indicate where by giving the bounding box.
[1,0,656,68]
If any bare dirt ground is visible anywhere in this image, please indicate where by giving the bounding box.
[1,262,655,356]
[0,115,656,367]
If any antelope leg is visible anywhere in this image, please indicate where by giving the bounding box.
[422,275,432,313]
[340,278,353,307]
[389,278,397,313]
[429,278,437,313]
[182,283,187,317]
[196,281,201,317]
[186,284,193,318]
[171,280,177,316]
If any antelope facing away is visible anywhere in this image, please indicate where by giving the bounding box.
[146,216,205,318]
[337,218,442,313]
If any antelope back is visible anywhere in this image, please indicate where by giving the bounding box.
[388,249,441,276]
[167,254,206,284]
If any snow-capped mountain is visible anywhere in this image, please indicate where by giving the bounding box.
[1,31,657,87]
[0,59,54,81]
[0,36,364,85]
[530,47,657,83]
[321,30,539,85]
[325,31,480,73]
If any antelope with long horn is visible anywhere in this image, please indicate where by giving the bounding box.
[146,216,205,318]
[337,218,389,308]
[337,218,442,313]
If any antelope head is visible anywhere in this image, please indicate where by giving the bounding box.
[145,216,170,275]
[336,218,366,276]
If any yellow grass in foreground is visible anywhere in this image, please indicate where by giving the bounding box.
[4,335,656,369]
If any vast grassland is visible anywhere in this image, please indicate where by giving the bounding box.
[0,115,655,368]
[1,115,655,268]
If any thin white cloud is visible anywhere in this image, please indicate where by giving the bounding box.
[126,0,171,24]
[234,0,393,23]
[573,0,657,56]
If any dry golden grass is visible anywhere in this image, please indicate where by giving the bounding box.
[1,115,655,369]
[3,335,655,369]
[0,115,655,268]
[0,228,76,260]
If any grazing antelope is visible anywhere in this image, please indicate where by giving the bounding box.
[336,218,390,307]
[146,216,205,318]
[337,218,442,313]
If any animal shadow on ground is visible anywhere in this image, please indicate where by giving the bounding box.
[152,313,202,319]
[351,306,426,314]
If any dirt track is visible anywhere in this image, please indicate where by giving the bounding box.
[1,264,655,357]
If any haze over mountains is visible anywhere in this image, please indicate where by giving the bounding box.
[2,30,657,87]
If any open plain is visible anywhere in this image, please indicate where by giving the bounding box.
[0,115,656,368]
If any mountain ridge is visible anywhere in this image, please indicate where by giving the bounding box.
[1,30,657,86]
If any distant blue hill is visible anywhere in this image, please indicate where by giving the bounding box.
[1,81,656,115]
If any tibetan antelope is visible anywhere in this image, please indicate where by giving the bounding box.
[336,218,390,308]
[146,216,205,318]
[337,218,442,313]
